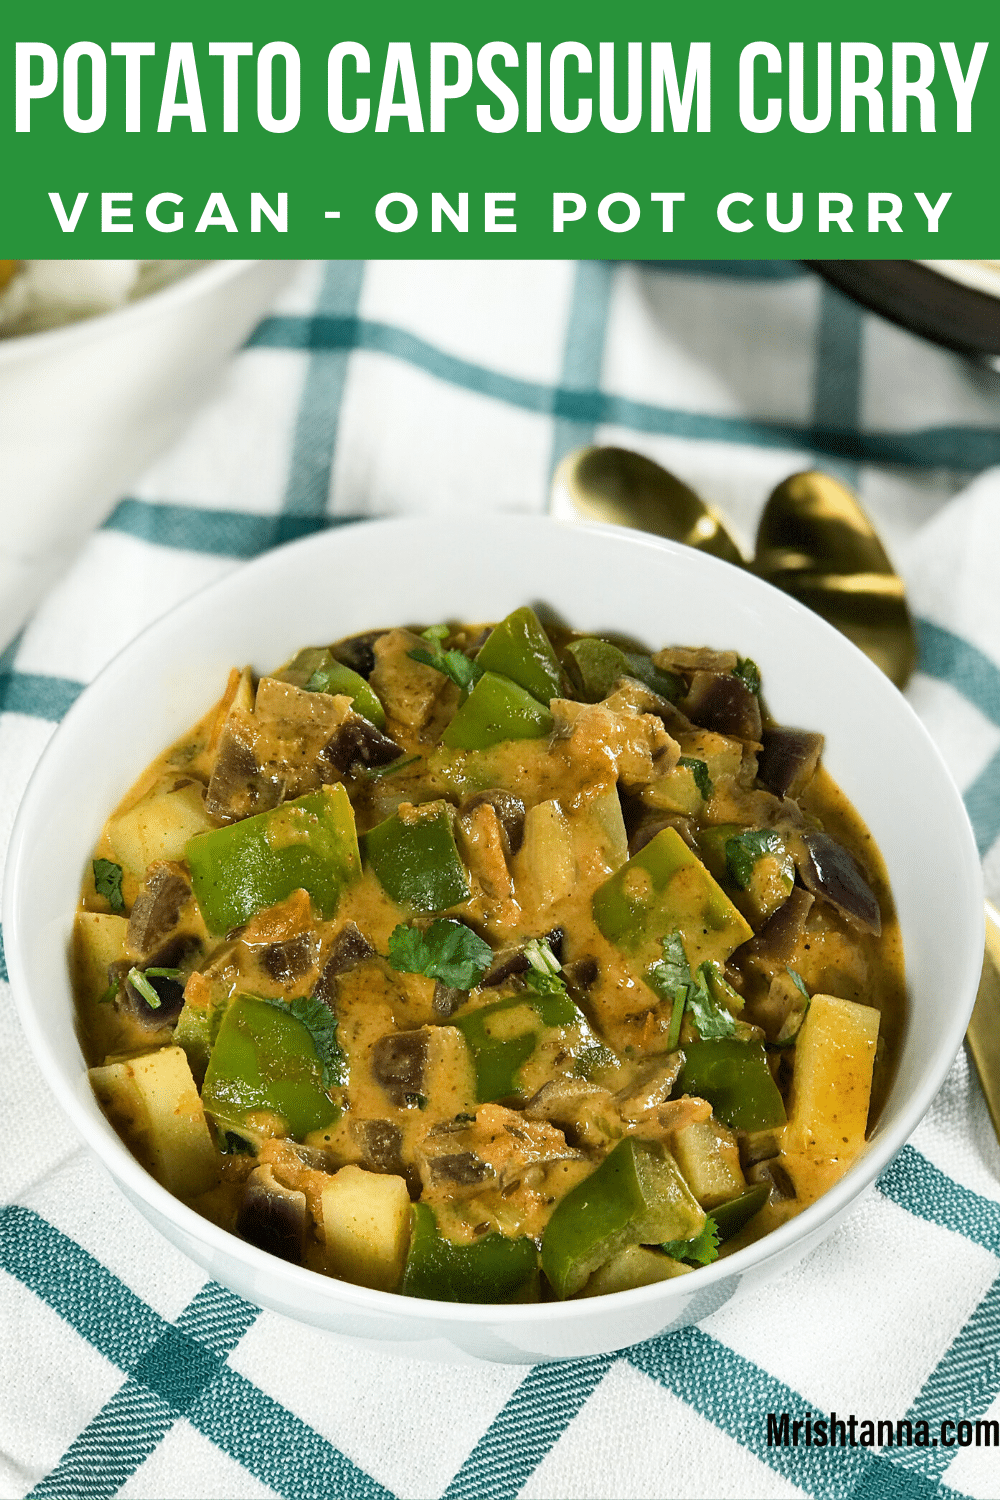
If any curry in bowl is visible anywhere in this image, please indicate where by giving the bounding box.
[73,608,903,1302]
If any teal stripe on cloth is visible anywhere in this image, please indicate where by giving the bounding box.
[248,314,1000,474]
[917,619,1000,729]
[877,1145,1000,1257]
[894,1273,1000,1480]
[0,1205,167,1368]
[441,1354,616,1500]
[4,1208,392,1500]
[0,671,83,721]
[548,261,615,487]
[102,499,350,557]
[916,617,1000,854]
[630,1326,971,1500]
[281,260,366,518]
[0,925,6,982]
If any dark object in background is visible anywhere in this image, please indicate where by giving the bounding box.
[810,261,1000,359]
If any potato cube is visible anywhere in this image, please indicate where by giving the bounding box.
[107,782,214,881]
[784,993,880,1160]
[515,800,574,909]
[89,1046,217,1197]
[321,1166,411,1290]
[672,1120,746,1209]
[73,912,128,1008]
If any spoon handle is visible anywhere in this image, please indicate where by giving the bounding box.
[967,901,1000,1149]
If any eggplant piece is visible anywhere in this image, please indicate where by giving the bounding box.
[261,931,318,984]
[322,718,403,776]
[747,1158,797,1202]
[480,949,531,988]
[681,671,762,741]
[235,1164,308,1263]
[312,922,375,1009]
[333,631,384,680]
[743,888,815,967]
[757,728,825,799]
[797,832,881,936]
[613,1055,684,1119]
[112,962,187,1029]
[205,730,286,821]
[127,865,192,960]
[353,1118,405,1174]
[458,790,527,856]
[371,1030,428,1106]
[628,815,698,857]
[428,1152,495,1187]
[563,955,599,991]
[432,981,465,1019]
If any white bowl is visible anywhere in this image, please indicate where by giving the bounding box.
[2,516,984,1364]
[0,259,296,649]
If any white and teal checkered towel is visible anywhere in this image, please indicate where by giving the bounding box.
[2,260,1000,1500]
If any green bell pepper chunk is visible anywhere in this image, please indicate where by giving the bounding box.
[276,647,386,729]
[361,801,471,913]
[186,785,361,934]
[452,986,606,1102]
[473,606,562,704]
[202,995,342,1140]
[711,1183,770,1242]
[592,825,753,971]
[677,1040,787,1132]
[565,637,681,703]
[401,1203,539,1302]
[541,1137,705,1299]
[697,825,795,926]
[440,672,555,752]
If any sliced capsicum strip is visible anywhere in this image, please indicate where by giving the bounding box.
[401,1203,538,1302]
[711,1183,769,1242]
[202,994,343,1141]
[360,800,471,913]
[277,646,386,729]
[541,1137,706,1299]
[441,671,555,752]
[452,987,598,1102]
[185,784,360,935]
[565,637,681,703]
[473,606,562,704]
[591,825,753,971]
[677,1040,787,1132]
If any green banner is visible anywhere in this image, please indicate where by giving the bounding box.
[7,0,998,257]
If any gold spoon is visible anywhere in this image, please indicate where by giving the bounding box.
[968,901,1000,1148]
[555,446,744,567]
[556,446,917,690]
[755,471,917,690]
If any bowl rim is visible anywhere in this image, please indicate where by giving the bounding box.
[2,514,985,1327]
[0,259,279,365]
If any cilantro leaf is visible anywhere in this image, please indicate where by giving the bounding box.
[408,627,484,693]
[787,967,810,1000]
[733,657,761,696]
[258,993,348,1090]
[93,858,125,913]
[678,756,713,800]
[646,934,740,1041]
[662,1216,720,1267]
[725,828,782,890]
[387,919,494,991]
[686,963,742,1040]
[126,967,162,1009]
